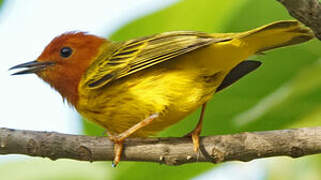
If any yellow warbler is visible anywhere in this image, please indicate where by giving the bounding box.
[10,20,314,166]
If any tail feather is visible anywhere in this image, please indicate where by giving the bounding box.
[237,20,314,53]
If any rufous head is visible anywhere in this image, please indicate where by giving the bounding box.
[10,32,106,105]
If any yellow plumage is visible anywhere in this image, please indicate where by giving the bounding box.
[76,20,313,137]
[10,20,314,165]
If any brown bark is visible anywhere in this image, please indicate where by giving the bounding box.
[1,127,321,165]
[277,0,321,40]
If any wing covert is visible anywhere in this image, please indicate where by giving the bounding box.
[83,31,231,89]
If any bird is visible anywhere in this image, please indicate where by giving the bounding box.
[10,20,314,166]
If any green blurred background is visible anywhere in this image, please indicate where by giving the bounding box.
[1,0,321,179]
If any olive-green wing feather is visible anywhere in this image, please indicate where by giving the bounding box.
[83,31,231,89]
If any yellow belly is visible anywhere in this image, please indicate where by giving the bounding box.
[77,40,252,137]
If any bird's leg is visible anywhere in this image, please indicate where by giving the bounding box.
[108,113,159,167]
[184,103,207,152]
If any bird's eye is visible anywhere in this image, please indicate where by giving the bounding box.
[60,47,73,58]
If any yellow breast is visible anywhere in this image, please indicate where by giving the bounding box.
[76,40,250,137]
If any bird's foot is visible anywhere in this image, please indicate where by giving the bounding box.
[108,135,123,167]
[108,113,159,167]
[184,127,201,153]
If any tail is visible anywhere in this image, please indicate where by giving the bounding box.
[238,20,314,53]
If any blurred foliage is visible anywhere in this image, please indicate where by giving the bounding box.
[109,0,247,40]
[0,0,319,179]
[83,0,321,179]
[0,159,110,180]
[0,0,3,13]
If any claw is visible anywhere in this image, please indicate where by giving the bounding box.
[112,141,123,167]
[183,131,200,152]
[112,162,117,168]
[184,103,207,153]
[107,113,159,166]
[191,132,200,152]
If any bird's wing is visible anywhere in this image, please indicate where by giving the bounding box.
[83,31,231,89]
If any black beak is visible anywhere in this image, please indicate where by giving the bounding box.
[9,60,55,75]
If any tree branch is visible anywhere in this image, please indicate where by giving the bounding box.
[277,0,321,40]
[1,127,321,165]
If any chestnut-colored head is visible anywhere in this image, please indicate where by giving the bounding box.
[10,32,106,105]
